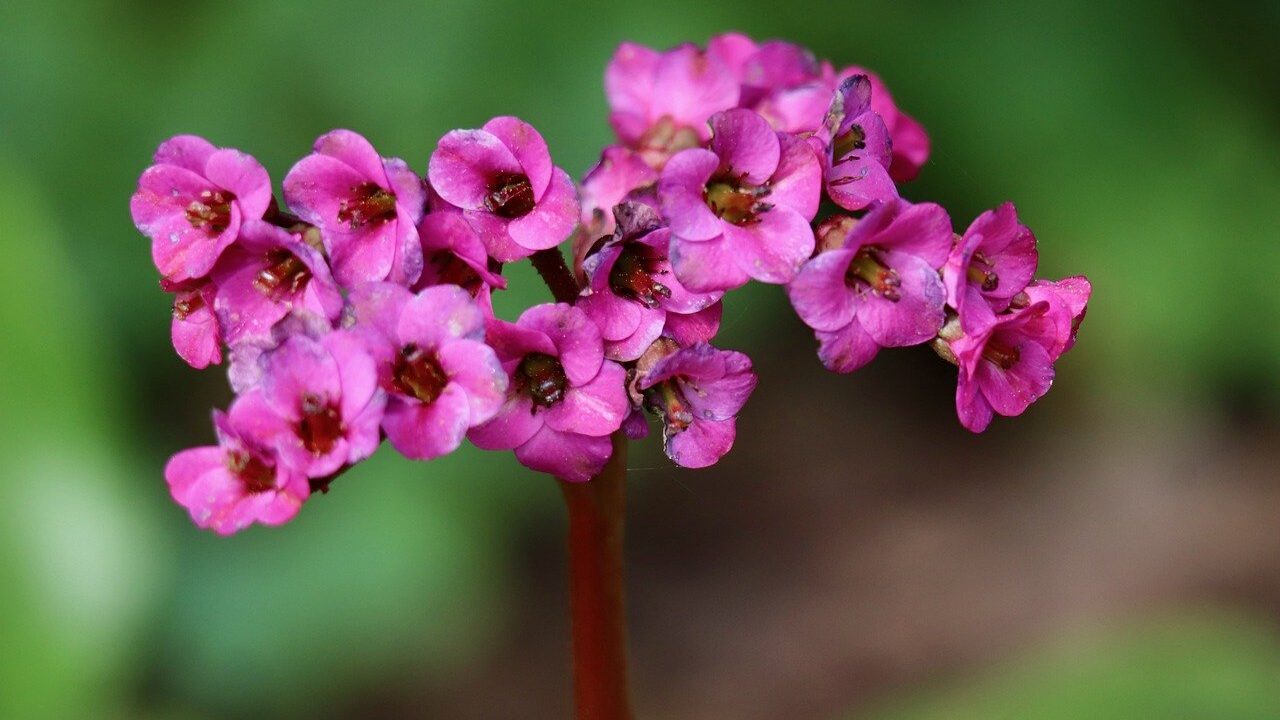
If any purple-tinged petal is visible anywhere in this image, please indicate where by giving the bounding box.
[396,284,485,349]
[204,148,272,220]
[345,281,413,342]
[605,42,661,133]
[652,44,739,136]
[312,129,390,186]
[468,395,542,450]
[658,148,722,241]
[788,248,858,332]
[544,361,627,436]
[428,129,521,210]
[384,157,427,219]
[666,417,736,469]
[723,206,815,285]
[261,335,340,421]
[383,384,471,460]
[153,135,217,174]
[849,199,952,267]
[668,234,750,293]
[438,339,508,424]
[606,309,666,362]
[664,303,722,346]
[709,109,780,185]
[514,425,612,483]
[856,251,946,347]
[133,164,239,281]
[707,33,758,78]
[955,372,995,432]
[508,168,578,252]
[517,303,603,386]
[282,153,371,228]
[324,330,381,422]
[975,339,1055,417]
[171,285,222,369]
[483,116,553,199]
[622,407,650,440]
[165,446,226,511]
[825,154,898,212]
[484,316,557,365]
[768,132,823,219]
[328,223,398,288]
[577,289,644,342]
[816,320,880,374]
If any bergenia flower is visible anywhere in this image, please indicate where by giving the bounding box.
[660,108,821,292]
[950,300,1068,433]
[943,202,1039,332]
[635,341,756,468]
[211,220,343,345]
[347,283,507,460]
[428,116,578,263]
[814,74,897,212]
[578,202,722,361]
[572,146,658,277]
[165,403,310,535]
[736,40,822,107]
[283,129,426,287]
[164,278,222,369]
[468,304,628,482]
[1020,276,1092,359]
[606,42,739,168]
[412,211,507,306]
[131,135,271,282]
[232,331,386,477]
[845,67,931,182]
[787,200,952,373]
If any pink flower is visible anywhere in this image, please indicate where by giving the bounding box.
[165,403,310,535]
[943,202,1039,332]
[606,42,739,168]
[787,200,952,373]
[428,116,578,263]
[1020,276,1092,359]
[950,300,1066,432]
[283,129,426,287]
[347,283,507,460]
[210,220,343,346]
[232,331,386,477]
[468,304,628,482]
[845,67,931,183]
[636,342,756,468]
[578,202,723,361]
[412,211,507,306]
[131,135,272,282]
[572,146,658,276]
[163,278,222,369]
[660,108,822,292]
[815,75,897,212]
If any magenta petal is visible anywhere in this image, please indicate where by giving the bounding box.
[324,331,381,422]
[153,135,217,174]
[888,112,930,183]
[429,129,521,210]
[669,234,751,293]
[515,425,612,483]
[312,129,389,186]
[788,248,858,332]
[483,116,553,199]
[707,33,757,77]
[577,290,643,342]
[605,42,660,130]
[606,309,665,362]
[485,317,558,365]
[666,417,736,469]
[815,319,880,373]
[165,446,226,510]
[347,282,414,341]
[134,165,237,281]
[171,288,222,368]
[249,489,308,528]
[856,252,946,347]
[282,153,370,228]
[468,395,542,450]
[329,223,397,288]
[658,148,722,241]
[343,391,387,467]
[975,339,1054,417]
[825,154,898,212]
[517,304,603,386]
[544,361,627,436]
[384,158,427,221]
[204,148,271,220]
[664,303,722,346]
[213,262,290,345]
[709,109,780,185]
[396,284,485,348]
[508,168,578,251]
[383,384,471,460]
[768,133,823,219]
[261,335,340,421]
[438,340,508,424]
[955,372,995,432]
[652,44,738,135]
[723,207,815,285]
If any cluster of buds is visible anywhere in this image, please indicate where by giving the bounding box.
[132,33,1089,534]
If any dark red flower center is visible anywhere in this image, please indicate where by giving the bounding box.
[608,244,671,309]
[515,352,568,410]
[298,392,343,455]
[253,249,312,299]
[337,183,398,228]
[225,448,275,494]
[966,251,1000,291]
[846,246,901,301]
[185,189,234,234]
[172,292,205,320]
[393,344,450,404]
[982,338,1020,370]
[704,176,771,225]
[485,172,536,218]
[427,251,485,296]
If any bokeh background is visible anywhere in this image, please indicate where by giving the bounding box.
[3,1,1280,718]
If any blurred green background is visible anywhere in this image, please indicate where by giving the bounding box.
[2,1,1279,718]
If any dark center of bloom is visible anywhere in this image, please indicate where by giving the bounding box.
[185,189,234,234]
[337,183,398,228]
[515,352,568,410]
[608,244,671,309]
[643,379,693,434]
[225,448,275,494]
[966,251,1000,291]
[427,251,485,296]
[704,175,772,225]
[485,172,536,218]
[392,344,450,404]
[982,338,1020,370]
[298,392,343,456]
[832,123,867,161]
[845,246,901,301]
[253,248,312,298]
[172,292,205,320]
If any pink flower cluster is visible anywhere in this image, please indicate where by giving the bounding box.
[132,33,1088,534]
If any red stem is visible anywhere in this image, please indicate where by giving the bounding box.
[560,432,632,720]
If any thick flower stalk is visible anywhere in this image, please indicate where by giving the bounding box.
[131,31,1090,720]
